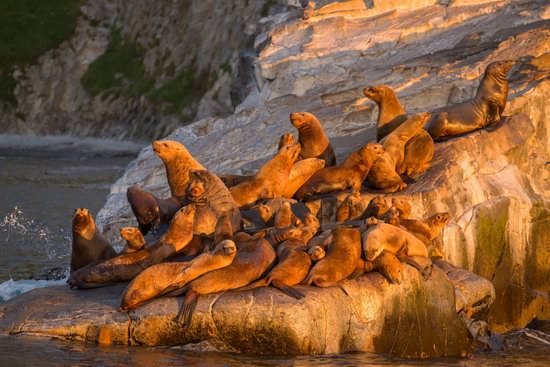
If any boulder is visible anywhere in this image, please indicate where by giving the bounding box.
[0,264,476,357]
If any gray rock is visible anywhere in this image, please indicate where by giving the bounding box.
[0,265,472,357]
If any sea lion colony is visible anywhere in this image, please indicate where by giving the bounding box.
[68,61,513,327]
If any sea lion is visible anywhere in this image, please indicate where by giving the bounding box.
[126,186,181,237]
[335,190,365,222]
[120,239,237,310]
[213,211,234,245]
[239,239,325,299]
[295,143,384,200]
[219,174,253,188]
[290,112,336,166]
[399,212,450,244]
[307,230,332,252]
[274,201,301,228]
[119,227,146,255]
[230,143,301,207]
[278,132,296,150]
[380,207,400,226]
[303,226,361,287]
[299,213,320,243]
[366,113,430,193]
[361,222,428,261]
[67,205,196,289]
[302,1,315,19]
[174,236,277,326]
[185,170,242,237]
[426,60,514,140]
[70,208,117,273]
[361,195,390,220]
[261,226,303,247]
[374,251,403,284]
[153,140,205,202]
[282,158,326,199]
[363,85,434,175]
[391,197,412,219]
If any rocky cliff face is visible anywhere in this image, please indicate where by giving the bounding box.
[0,0,282,140]
[97,0,550,332]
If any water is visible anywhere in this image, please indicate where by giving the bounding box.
[0,135,549,366]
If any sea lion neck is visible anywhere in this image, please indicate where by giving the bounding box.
[376,91,406,128]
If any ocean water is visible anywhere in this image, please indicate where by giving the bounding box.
[0,135,549,366]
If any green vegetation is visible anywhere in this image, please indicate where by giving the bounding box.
[0,0,81,104]
[82,28,217,116]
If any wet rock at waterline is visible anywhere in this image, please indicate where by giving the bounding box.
[0,264,475,357]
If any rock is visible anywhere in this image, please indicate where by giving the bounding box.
[0,265,472,357]
[97,0,549,332]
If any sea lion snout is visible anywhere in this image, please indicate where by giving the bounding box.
[308,245,326,261]
[435,212,451,225]
[221,240,237,255]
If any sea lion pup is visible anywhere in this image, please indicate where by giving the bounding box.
[218,174,253,188]
[238,240,326,299]
[120,239,237,311]
[119,227,146,255]
[283,158,326,199]
[70,208,117,273]
[274,201,302,228]
[303,226,361,288]
[230,143,301,207]
[153,140,205,202]
[361,222,428,262]
[126,186,181,237]
[295,143,385,200]
[173,236,277,326]
[185,170,242,237]
[391,197,412,219]
[363,85,434,175]
[290,112,336,166]
[366,113,431,193]
[426,60,514,140]
[67,205,196,289]
[398,212,451,244]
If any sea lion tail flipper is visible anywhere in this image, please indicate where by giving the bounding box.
[272,280,305,299]
[177,291,199,327]
[402,256,433,280]
[313,280,349,296]
[237,278,269,292]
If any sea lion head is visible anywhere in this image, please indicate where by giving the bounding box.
[367,195,388,216]
[170,204,197,230]
[391,197,411,217]
[217,239,237,256]
[366,216,381,226]
[119,227,145,249]
[186,170,209,203]
[307,245,326,261]
[359,143,385,162]
[486,60,515,78]
[289,111,318,129]
[363,85,393,102]
[126,186,160,232]
[257,203,274,224]
[278,133,296,150]
[72,208,95,240]
[152,140,188,162]
[431,212,451,227]
[385,207,400,226]
[279,142,301,163]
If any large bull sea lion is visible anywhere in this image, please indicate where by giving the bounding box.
[70,208,116,273]
[153,140,205,202]
[426,60,514,140]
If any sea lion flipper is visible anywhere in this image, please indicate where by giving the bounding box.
[348,269,364,280]
[237,278,269,292]
[402,256,433,280]
[271,281,305,299]
[178,291,199,327]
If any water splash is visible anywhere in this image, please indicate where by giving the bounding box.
[0,206,70,261]
[0,277,68,303]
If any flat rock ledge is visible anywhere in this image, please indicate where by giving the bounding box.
[0,262,492,357]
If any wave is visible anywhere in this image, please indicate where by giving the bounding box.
[0,277,68,303]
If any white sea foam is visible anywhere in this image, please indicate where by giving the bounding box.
[0,277,68,302]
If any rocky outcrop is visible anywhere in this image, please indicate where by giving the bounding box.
[1,0,282,140]
[97,0,550,332]
[0,264,484,357]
